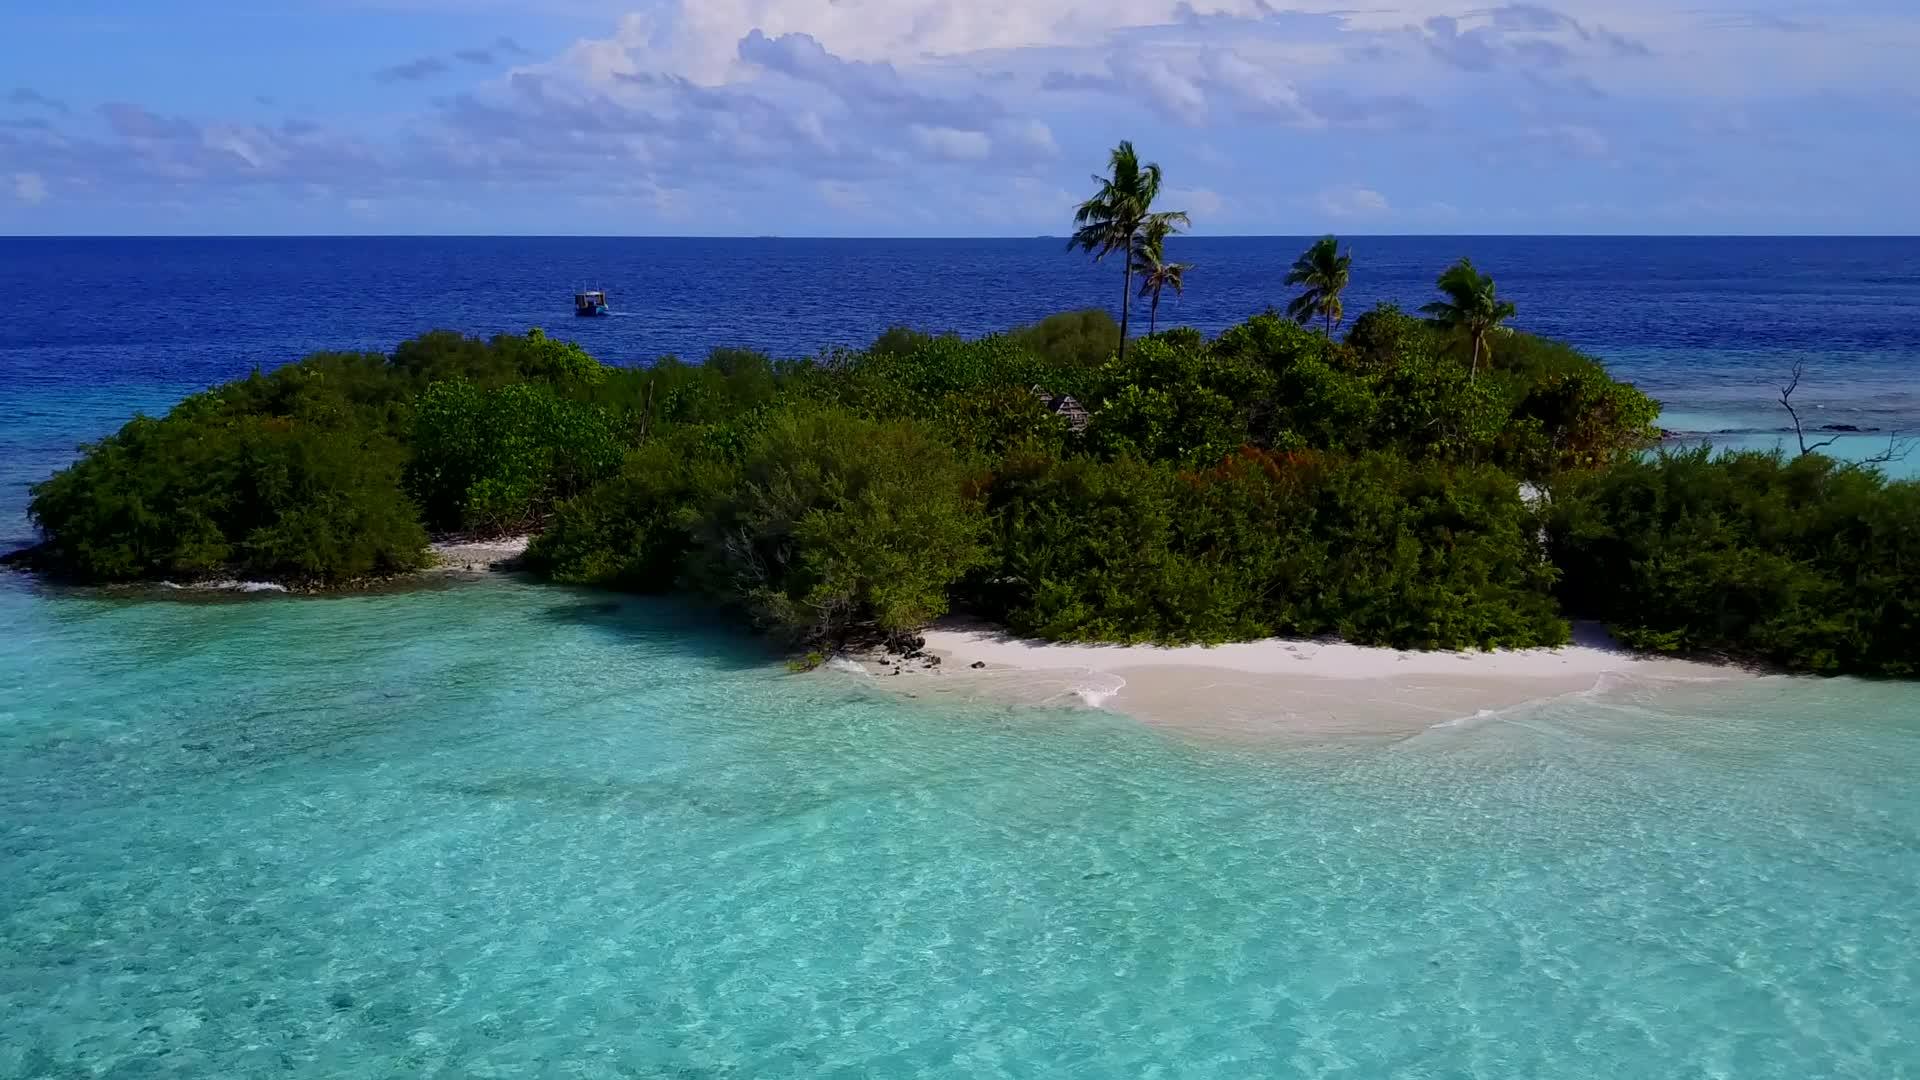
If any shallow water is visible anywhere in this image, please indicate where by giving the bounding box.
[4,576,1917,1077]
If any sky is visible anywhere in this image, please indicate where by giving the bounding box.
[1,1,1916,235]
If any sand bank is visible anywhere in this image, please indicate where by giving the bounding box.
[427,535,532,575]
[849,620,1750,740]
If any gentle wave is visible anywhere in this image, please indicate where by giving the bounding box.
[160,579,290,593]
[1068,673,1126,709]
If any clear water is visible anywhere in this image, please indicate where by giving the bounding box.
[3,577,1918,1077]
[4,237,1920,1076]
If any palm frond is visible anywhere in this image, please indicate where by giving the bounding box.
[1282,235,1352,329]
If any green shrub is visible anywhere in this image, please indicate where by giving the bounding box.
[1549,449,1920,674]
[1081,334,1274,466]
[389,330,521,387]
[1499,362,1660,477]
[1369,346,1509,465]
[979,451,1218,643]
[503,328,609,386]
[1007,309,1120,368]
[24,413,425,584]
[1290,453,1566,649]
[978,448,1566,649]
[409,379,623,534]
[524,436,730,591]
[869,325,961,358]
[686,408,988,643]
[1153,326,1206,350]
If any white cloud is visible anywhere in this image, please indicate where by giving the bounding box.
[1202,49,1323,128]
[548,1,1705,87]
[815,179,870,212]
[1110,52,1208,124]
[1165,186,1224,217]
[607,0,1251,79]
[201,126,283,171]
[1002,118,1059,158]
[16,0,1917,234]
[909,123,992,161]
[1317,185,1390,219]
[13,172,49,205]
[573,0,1796,78]
[1087,46,1329,128]
[959,175,1076,226]
[549,12,654,84]
[1525,123,1610,159]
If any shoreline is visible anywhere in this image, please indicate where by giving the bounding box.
[1,534,534,597]
[425,534,532,577]
[840,619,1757,740]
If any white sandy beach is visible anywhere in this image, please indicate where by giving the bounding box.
[427,535,532,575]
[852,620,1752,740]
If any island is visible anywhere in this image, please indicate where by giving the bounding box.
[7,266,1917,680]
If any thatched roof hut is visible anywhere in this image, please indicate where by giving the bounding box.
[1030,385,1092,432]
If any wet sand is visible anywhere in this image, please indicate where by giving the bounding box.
[847,620,1751,741]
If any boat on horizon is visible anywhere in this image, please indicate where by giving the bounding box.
[574,289,610,317]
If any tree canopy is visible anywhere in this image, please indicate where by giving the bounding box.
[1422,258,1518,382]
[1070,140,1188,364]
[1132,218,1191,339]
[1284,235,1353,336]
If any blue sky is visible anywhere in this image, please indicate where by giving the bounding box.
[2,1,1915,235]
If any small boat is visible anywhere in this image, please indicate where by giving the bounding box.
[574,289,610,317]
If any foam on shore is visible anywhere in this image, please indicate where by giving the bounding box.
[160,579,290,594]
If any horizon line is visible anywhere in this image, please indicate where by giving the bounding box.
[3,232,1918,241]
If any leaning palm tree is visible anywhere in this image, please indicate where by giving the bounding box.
[1284,235,1352,337]
[1131,220,1190,338]
[1421,258,1517,382]
[1070,140,1188,364]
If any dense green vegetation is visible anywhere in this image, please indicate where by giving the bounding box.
[1549,449,1920,675]
[15,292,1668,653]
[14,330,625,584]
[10,139,1914,676]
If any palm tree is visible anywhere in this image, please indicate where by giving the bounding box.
[1283,235,1352,337]
[1421,258,1517,382]
[1070,140,1188,364]
[1131,219,1191,338]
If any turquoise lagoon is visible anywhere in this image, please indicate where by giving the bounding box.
[3,574,1918,1078]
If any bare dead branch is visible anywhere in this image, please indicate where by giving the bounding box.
[724,525,769,590]
[1779,360,1839,456]
[1861,432,1917,467]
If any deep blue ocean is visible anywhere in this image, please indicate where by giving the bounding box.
[3,237,1919,1078]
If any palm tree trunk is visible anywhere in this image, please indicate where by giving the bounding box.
[1119,261,1133,364]
[1469,331,1483,382]
[1325,307,1333,339]
[1149,289,1160,337]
